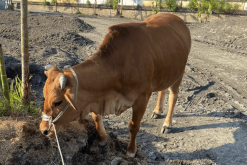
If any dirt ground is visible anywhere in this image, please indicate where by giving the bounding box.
[0,10,247,165]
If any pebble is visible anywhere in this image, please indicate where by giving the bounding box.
[148,151,157,160]
[102,118,109,122]
[76,137,87,147]
[188,132,194,137]
[119,122,125,125]
[111,157,122,165]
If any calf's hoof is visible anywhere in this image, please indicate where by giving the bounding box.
[127,145,136,157]
[126,151,136,158]
[98,143,108,154]
[151,111,162,119]
[161,126,171,134]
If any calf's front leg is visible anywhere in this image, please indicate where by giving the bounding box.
[127,90,151,157]
[91,112,107,146]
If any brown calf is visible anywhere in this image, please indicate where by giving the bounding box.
[40,13,191,157]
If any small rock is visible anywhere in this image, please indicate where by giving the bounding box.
[188,132,194,137]
[119,122,125,125]
[207,93,216,98]
[111,157,122,165]
[65,155,70,160]
[148,152,157,160]
[102,118,109,122]
[76,137,87,147]
[155,143,166,149]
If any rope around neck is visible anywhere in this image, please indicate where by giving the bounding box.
[52,123,65,165]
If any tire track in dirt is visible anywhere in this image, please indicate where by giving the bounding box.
[189,42,247,111]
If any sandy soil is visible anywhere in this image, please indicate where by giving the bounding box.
[0,10,247,165]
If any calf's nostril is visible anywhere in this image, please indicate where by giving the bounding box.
[43,130,49,135]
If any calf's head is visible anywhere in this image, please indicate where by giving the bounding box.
[40,66,79,137]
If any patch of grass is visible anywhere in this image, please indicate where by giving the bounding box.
[151,0,162,15]
[187,0,197,11]
[0,77,41,117]
[105,0,113,7]
[50,0,56,6]
[7,4,14,9]
[76,10,82,14]
[225,2,232,12]
[42,0,48,7]
[165,0,181,12]
[112,0,121,9]
[189,0,239,16]
[86,0,91,7]
[216,0,226,13]
[233,3,239,10]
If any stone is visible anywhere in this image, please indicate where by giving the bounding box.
[76,137,87,147]
[148,152,157,160]
[111,157,122,165]
[188,132,194,137]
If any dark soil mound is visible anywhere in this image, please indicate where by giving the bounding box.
[0,10,93,51]
[0,117,147,165]
[0,10,95,95]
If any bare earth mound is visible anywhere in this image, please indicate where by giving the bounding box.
[0,117,147,165]
[191,16,247,55]
[0,10,95,101]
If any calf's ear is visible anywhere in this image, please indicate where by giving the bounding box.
[44,71,48,76]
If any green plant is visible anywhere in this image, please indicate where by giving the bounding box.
[225,2,232,12]
[233,3,239,10]
[113,0,118,9]
[151,0,162,15]
[200,0,216,11]
[151,0,156,14]
[51,0,56,5]
[210,0,218,10]
[189,0,212,19]
[8,4,14,9]
[165,0,181,12]
[216,0,225,13]
[86,0,91,7]
[105,0,113,7]
[42,0,48,6]
[0,77,40,116]
[201,0,209,10]
[187,0,197,11]
[9,77,23,108]
[76,10,82,14]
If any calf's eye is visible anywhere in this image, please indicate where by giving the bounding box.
[54,101,63,107]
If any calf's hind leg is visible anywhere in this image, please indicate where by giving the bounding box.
[161,76,183,134]
[151,89,167,119]
[127,90,151,157]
